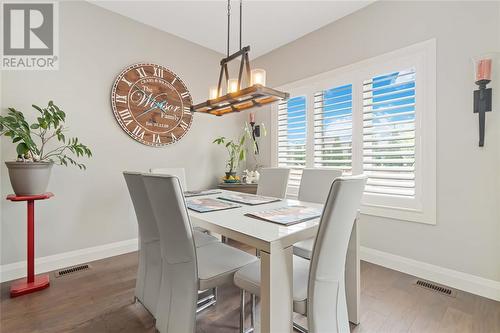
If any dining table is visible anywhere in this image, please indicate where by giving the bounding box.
[188,189,360,333]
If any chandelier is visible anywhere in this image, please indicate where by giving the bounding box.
[191,0,289,116]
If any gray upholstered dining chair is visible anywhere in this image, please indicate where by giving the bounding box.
[253,167,290,254]
[150,167,209,235]
[123,171,162,316]
[123,172,219,317]
[294,168,343,260]
[142,173,258,333]
[233,175,367,333]
[150,167,187,189]
[256,167,290,198]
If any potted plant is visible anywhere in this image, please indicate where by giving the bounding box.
[213,133,246,183]
[0,101,92,195]
[213,123,263,183]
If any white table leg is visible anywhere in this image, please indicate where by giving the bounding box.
[345,219,360,325]
[260,244,293,333]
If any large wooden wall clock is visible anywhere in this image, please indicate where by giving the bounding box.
[111,63,193,147]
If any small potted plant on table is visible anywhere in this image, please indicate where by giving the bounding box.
[213,123,263,183]
[0,101,92,195]
[213,134,246,183]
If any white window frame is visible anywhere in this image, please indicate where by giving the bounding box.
[271,39,436,224]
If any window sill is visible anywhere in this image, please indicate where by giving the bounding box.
[361,203,436,225]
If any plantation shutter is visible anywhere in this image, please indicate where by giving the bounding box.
[277,96,307,192]
[362,68,416,197]
[313,84,353,173]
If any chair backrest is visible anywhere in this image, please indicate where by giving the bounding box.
[298,168,343,204]
[307,175,366,333]
[143,174,196,266]
[150,167,187,190]
[123,171,161,315]
[256,167,290,198]
[142,174,198,333]
[123,171,159,243]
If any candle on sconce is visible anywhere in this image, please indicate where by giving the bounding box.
[249,112,255,123]
[227,78,239,93]
[472,55,494,147]
[476,59,492,82]
[208,86,219,100]
[251,69,266,86]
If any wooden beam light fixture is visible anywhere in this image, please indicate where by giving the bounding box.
[191,0,289,116]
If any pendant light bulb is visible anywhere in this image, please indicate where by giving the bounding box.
[251,69,266,86]
[227,78,239,93]
[209,86,219,100]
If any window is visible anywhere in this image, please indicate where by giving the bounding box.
[362,69,416,197]
[271,40,436,224]
[314,84,353,173]
[277,96,307,194]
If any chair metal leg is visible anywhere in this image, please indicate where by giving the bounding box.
[250,294,255,328]
[196,287,217,313]
[239,291,257,333]
[240,290,246,333]
[196,298,216,313]
[293,321,308,333]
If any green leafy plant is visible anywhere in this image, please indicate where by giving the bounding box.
[213,123,267,174]
[213,134,246,174]
[0,101,92,169]
[213,123,256,174]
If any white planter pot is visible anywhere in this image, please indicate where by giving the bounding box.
[5,161,53,195]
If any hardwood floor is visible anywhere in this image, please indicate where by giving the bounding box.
[1,246,499,333]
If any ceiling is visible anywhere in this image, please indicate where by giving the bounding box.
[92,1,374,59]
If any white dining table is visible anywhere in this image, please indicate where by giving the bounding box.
[188,190,360,333]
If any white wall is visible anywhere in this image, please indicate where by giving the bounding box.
[0,59,3,269]
[252,1,500,282]
[1,2,245,265]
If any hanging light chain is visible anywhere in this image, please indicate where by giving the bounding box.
[227,0,231,57]
[226,0,244,57]
[239,0,242,51]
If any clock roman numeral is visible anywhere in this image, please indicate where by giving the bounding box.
[115,94,127,104]
[135,67,147,78]
[153,67,164,78]
[183,106,191,113]
[170,133,177,142]
[179,120,189,131]
[153,134,161,144]
[131,125,145,139]
[171,77,177,85]
[180,92,190,99]
[184,111,193,120]
[121,77,133,87]
[118,109,133,126]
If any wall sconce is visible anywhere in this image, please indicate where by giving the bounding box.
[249,112,260,154]
[473,57,493,147]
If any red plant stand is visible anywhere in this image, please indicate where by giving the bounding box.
[6,192,54,297]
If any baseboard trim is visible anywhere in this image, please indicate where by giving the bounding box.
[0,238,138,283]
[2,241,498,301]
[360,246,500,302]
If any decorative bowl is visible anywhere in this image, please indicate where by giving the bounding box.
[223,179,240,183]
